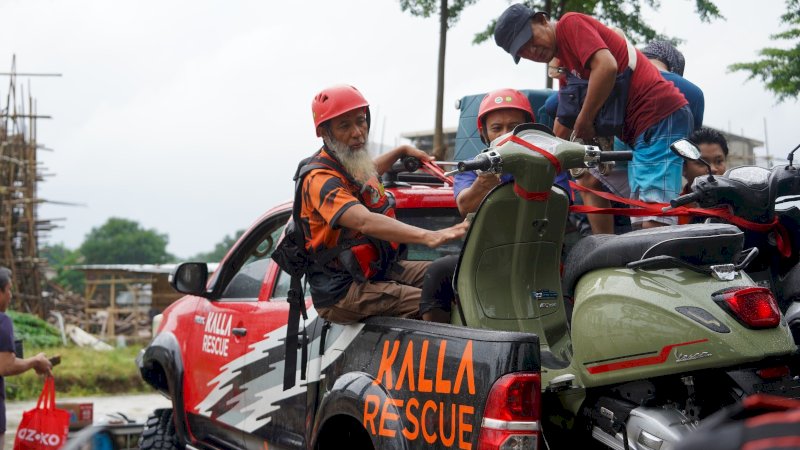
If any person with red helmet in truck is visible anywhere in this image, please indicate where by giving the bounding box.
[419,88,573,324]
[454,88,571,216]
[303,84,468,324]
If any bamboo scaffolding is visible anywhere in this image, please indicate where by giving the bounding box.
[0,56,58,317]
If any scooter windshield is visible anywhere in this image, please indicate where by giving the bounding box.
[516,132,561,155]
[490,130,561,155]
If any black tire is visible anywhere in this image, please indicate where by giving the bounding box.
[139,408,180,450]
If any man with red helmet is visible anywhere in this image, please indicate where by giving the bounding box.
[454,88,571,216]
[416,89,574,325]
[301,84,468,324]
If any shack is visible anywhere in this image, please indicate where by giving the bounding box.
[73,263,217,339]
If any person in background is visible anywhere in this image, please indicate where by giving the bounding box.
[0,267,53,450]
[641,40,704,132]
[684,127,728,190]
[494,4,693,229]
[677,127,728,225]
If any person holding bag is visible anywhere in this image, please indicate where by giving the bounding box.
[0,267,53,450]
[494,4,693,229]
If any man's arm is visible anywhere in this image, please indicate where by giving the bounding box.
[372,144,433,175]
[338,203,468,248]
[0,351,52,377]
[573,48,618,141]
[456,174,501,217]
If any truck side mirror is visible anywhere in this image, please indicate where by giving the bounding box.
[170,262,209,296]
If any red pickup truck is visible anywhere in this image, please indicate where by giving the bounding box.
[137,166,543,450]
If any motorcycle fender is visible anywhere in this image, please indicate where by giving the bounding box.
[570,268,796,388]
[311,371,408,450]
[138,331,191,444]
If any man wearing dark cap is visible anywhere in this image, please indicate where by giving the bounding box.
[642,40,704,131]
[494,4,694,229]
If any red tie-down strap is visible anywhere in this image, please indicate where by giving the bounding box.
[419,159,454,186]
[569,181,793,258]
[496,135,563,172]
[496,135,562,202]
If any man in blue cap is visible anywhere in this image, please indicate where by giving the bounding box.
[494,4,693,229]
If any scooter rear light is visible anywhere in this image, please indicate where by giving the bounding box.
[757,365,790,380]
[713,286,781,329]
[477,372,541,450]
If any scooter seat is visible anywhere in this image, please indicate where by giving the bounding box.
[562,224,744,298]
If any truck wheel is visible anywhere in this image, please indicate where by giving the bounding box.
[139,408,180,450]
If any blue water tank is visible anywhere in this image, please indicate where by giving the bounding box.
[454,89,556,161]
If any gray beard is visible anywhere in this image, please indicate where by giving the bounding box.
[324,136,377,185]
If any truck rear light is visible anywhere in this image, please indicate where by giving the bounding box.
[477,372,541,450]
[713,286,780,329]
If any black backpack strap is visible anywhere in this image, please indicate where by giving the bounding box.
[283,272,306,391]
[283,155,321,391]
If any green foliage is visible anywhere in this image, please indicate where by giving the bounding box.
[41,243,85,292]
[189,229,245,262]
[473,0,723,45]
[728,0,800,102]
[80,217,174,265]
[399,0,478,28]
[5,345,150,400]
[8,311,63,348]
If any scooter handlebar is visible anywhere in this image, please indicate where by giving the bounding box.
[598,151,633,162]
[670,191,701,208]
[458,157,492,172]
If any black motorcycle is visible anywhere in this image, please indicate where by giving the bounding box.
[670,140,800,342]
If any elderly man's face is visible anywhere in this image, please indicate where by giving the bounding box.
[517,15,557,63]
[327,109,368,152]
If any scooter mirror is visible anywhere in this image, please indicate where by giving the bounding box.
[671,139,715,181]
[670,139,702,160]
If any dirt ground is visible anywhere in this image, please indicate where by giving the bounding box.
[3,392,171,448]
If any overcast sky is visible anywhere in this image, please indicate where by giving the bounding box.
[1,0,797,259]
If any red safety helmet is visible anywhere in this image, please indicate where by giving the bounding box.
[477,88,534,144]
[311,85,371,137]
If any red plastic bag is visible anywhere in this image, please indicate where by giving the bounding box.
[13,377,70,450]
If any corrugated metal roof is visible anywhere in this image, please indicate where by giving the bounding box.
[71,263,219,274]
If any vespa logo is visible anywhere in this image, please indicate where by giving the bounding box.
[674,348,713,363]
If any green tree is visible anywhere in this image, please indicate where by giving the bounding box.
[729,0,800,102]
[41,243,85,292]
[79,218,174,264]
[399,0,478,160]
[189,229,245,262]
[474,1,723,87]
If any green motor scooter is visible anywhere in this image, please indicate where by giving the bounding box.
[451,124,800,450]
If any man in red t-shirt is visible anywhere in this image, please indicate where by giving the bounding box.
[494,4,694,228]
[302,85,468,324]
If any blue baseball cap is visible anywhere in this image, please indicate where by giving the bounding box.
[494,4,538,64]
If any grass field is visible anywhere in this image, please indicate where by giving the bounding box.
[6,345,153,401]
